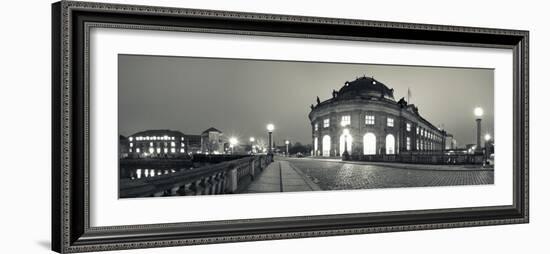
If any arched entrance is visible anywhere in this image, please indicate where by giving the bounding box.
[339,134,353,156]
[363,133,376,155]
[313,137,318,156]
[322,135,331,157]
[386,134,395,154]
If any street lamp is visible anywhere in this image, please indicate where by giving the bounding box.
[229,137,238,154]
[285,140,290,157]
[484,133,491,142]
[474,107,483,151]
[249,137,255,154]
[342,128,350,160]
[266,124,274,155]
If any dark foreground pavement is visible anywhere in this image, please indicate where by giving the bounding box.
[283,157,493,191]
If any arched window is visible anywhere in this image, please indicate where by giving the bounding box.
[363,133,376,155]
[322,135,331,157]
[313,137,319,156]
[339,133,353,156]
[386,134,395,154]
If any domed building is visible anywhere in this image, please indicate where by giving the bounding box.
[309,76,447,157]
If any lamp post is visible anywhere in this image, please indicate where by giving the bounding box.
[342,127,350,160]
[266,124,274,155]
[249,137,255,154]
[474,107,483,152]
[285,140,290,157]
[229,137,238,155]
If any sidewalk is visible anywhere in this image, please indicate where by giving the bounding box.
[243,160,321,193]
[290,157,494,172]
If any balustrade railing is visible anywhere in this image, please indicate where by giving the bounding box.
[120,155,272,198]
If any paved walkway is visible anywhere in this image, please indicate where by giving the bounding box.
[243,160,321,193]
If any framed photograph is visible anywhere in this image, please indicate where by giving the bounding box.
[52,1,529,253]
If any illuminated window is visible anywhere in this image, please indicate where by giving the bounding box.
[365,115,375,125]
[416,127,419,135]
[363,133,376,155]
[386,134,395,154]
[341,115,351,126]
[171,148,176,153]
[129,143,133,147]
[149,147,154,153]
[314,123,318,131]
[181,137,184,141]
[128,137,133,141]
[406,123,411,132]
[181,142,185,147]
[163,148,168,153]
[171,137,175,140]
[149,142,153,146]
[387,117,394,127]
[156,148,161,153]
[180,148,185,153]
[406,137,411,150]
[136,148,140,153]
[323,118,330,128]
[129,148,132,152]
[416,140,419,150]
[171,142,175,147]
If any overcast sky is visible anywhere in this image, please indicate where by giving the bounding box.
[119,55,494,147]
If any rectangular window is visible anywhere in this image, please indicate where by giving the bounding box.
[314,123,318,131]
[406,123,411,132]
[416,140,419,150]
[387,117,394,127]
[341,115,351,126]
[416,127,419,135]
[323,118,330,128]
[129,143,133,147]
[406,137,411,151]
[170,148,176,153]
[129,148,132,153]
[136,148,140,153]
[365,115,375,125]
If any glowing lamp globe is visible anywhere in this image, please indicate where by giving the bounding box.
[474,107,484,117]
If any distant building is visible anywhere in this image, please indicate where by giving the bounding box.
[201,127,225,154]
[119,135,129,158]
[309,76,447,157]
[184,134,202,154]
[445,134,458,150]
[125,129,185,158]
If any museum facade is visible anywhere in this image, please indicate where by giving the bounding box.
[309,76,447,157]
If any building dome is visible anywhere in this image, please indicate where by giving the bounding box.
[337,76,395,101]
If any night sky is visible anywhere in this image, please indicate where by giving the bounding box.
[118,54,494,148]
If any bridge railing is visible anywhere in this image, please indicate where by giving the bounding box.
[119,154,273,198]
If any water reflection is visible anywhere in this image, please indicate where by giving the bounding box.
[121,167,190,180]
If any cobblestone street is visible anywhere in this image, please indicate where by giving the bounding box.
[282,157,494,191]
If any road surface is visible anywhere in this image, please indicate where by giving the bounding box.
[285,157,493,190]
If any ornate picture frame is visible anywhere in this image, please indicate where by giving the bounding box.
[52,1,529,253]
